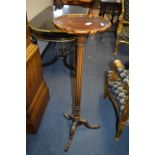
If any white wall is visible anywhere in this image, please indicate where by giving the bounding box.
[27,0,53,54]
[27,0,53,21]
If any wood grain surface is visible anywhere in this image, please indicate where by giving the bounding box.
[53,14,111,35]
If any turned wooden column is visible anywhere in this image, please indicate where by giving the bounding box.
[75,36,85,117]
[53,14,111,151]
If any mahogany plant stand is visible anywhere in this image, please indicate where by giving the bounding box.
[53,14,111,151]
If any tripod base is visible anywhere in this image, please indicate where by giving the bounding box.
[63,112,100,152]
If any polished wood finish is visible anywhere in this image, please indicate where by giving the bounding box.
[75,36,84,112]
[113,0,129,55]
[28,5,88,70]
[53,14,111,35]
[26,44,49,133]
[26,19,49,133]
[99,0,122,24]
[55,0,79,5]
[28,5,88,42]
[54,14,111,151]
[55,0,92,5]
[79,0,92,2]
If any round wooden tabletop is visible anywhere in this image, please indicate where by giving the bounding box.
[53,14,111,35]
[78,0,93,2]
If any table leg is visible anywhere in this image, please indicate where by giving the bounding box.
[64,36,100,152]
[88,1,94,15]
[99,2,104,16]
[41,41,76,70]
[30,36,38,44]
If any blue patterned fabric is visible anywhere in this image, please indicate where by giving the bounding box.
[117,26,129,42]
[106,70,128,115]
[116,67,129,84]
[124,0,129,21]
